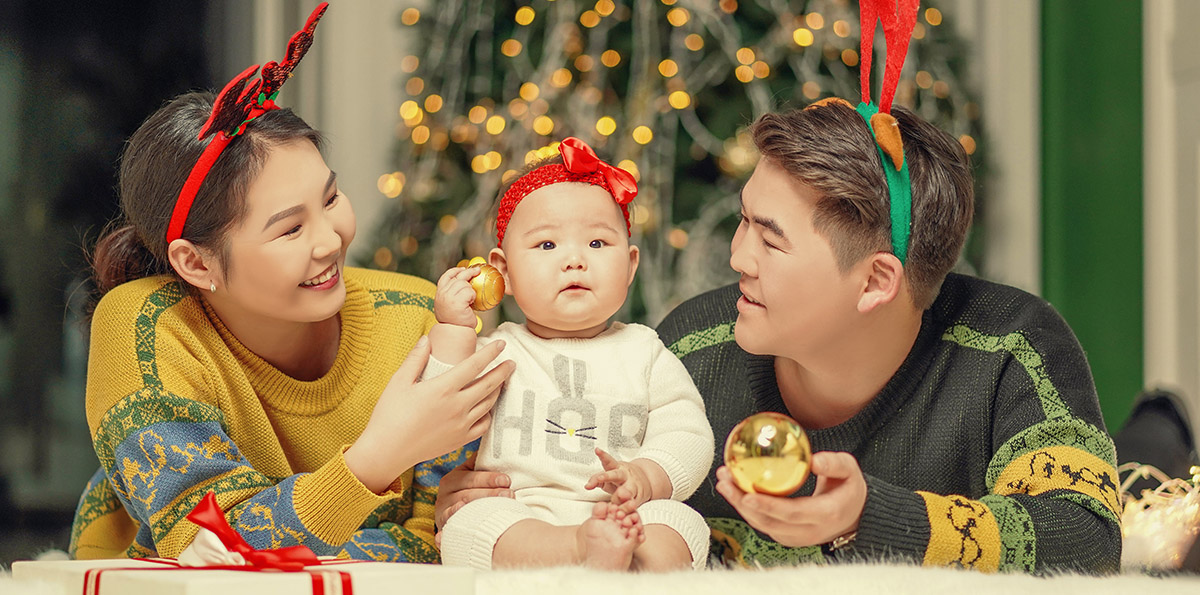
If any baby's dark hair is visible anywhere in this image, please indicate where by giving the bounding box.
[92,91,323,299]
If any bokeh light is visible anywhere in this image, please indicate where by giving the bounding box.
[596,116,617,136]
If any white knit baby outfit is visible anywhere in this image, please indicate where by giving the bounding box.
[432,322,714,569]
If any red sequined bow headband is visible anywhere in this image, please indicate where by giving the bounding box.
[495,137,638,246]
[165,2,329,244]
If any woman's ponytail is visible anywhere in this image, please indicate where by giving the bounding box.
[90,222,168,298]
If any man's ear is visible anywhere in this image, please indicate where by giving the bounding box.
[626,243,640,288]
[857,252,904,313]
[167,238,218,292]
[488,247,513,295]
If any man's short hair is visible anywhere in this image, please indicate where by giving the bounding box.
[749,103,974,309]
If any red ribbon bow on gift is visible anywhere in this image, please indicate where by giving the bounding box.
[79,491,353,595]
[559,137,638,205]
[186,491,319,571]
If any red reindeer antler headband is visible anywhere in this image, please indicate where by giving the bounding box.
[807,0,919,264]
[165,2,329,244]
[495,137,637,246]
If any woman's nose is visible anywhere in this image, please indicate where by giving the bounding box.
[312,215,341,259]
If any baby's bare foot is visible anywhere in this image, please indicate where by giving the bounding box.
[577,502,637,570]
[606,499,645,542]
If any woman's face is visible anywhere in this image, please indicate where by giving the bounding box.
[213,139,355,326]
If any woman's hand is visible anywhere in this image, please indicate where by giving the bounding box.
[714,451,867,547]
[434,453,514,531]
[345,336,514,493]
[433,266,481,327]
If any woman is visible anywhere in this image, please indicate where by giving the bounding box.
[70,5,512,562]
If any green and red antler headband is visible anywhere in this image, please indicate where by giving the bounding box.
[808,0,919,264]
[165,2,329,244]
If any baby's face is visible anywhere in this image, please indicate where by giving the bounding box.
[492,182,639,339]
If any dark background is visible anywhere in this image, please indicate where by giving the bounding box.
[0,0,245,566]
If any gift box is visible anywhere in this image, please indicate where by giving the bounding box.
[11,558,475,595]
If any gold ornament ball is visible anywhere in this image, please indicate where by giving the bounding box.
[723,412,812,496]
[457,257,505,311]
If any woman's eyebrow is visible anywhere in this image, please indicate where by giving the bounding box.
[263,205,304,231]
[262,171,338,232]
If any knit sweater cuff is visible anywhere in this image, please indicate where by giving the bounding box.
[852,475,929,563]
[638,442,707,500]
[293,447,403,547]
[420,355,454,382]
[636,500,710,569]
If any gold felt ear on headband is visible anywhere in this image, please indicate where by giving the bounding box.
[870,112,904,171]
[804,97,855,110]
[805,97,904,171]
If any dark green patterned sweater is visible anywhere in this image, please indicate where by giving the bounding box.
[656,273,1121,573]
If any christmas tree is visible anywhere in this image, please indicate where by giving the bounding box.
[368,0,983,325]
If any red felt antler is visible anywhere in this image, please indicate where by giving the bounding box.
[260,2,328,100]
[198,65,262,140]
[168,2,329,243]
[859,0,920,114]
[197,2,328,140]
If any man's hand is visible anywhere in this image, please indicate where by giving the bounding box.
[435,453,513,531]
[715,451,867,547]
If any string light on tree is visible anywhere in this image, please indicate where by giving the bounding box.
[372,0,986,325]
[515,6,535,25]
[595,116,617,136]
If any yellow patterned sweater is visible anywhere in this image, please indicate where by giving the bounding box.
[657,274,1122,573]
[69,267,464,563]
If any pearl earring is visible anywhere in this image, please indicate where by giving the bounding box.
[210,281,216,293]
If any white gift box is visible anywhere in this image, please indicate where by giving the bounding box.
[11,558,474,595]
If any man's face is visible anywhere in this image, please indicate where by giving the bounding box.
[730,158,862,360]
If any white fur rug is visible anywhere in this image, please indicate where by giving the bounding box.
[4,560,1199,595]
[476,564,1199,594]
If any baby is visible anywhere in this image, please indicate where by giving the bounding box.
[427,138,714,570]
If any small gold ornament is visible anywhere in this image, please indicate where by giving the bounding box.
[724,412,812,496]
[457,256,505,311]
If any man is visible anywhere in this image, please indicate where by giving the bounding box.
[655,102,1120,572]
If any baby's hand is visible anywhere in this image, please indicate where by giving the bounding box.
[434,266,482,328]
[585,448,652,514]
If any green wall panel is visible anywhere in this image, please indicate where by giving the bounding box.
[1041,1,1143,432]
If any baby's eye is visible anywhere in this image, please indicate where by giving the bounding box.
[589,239,606,249]
[283,225,302,237]
[325,192,339,207]
[540,241,556,250]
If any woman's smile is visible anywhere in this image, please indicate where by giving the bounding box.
[301,261,340,289]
